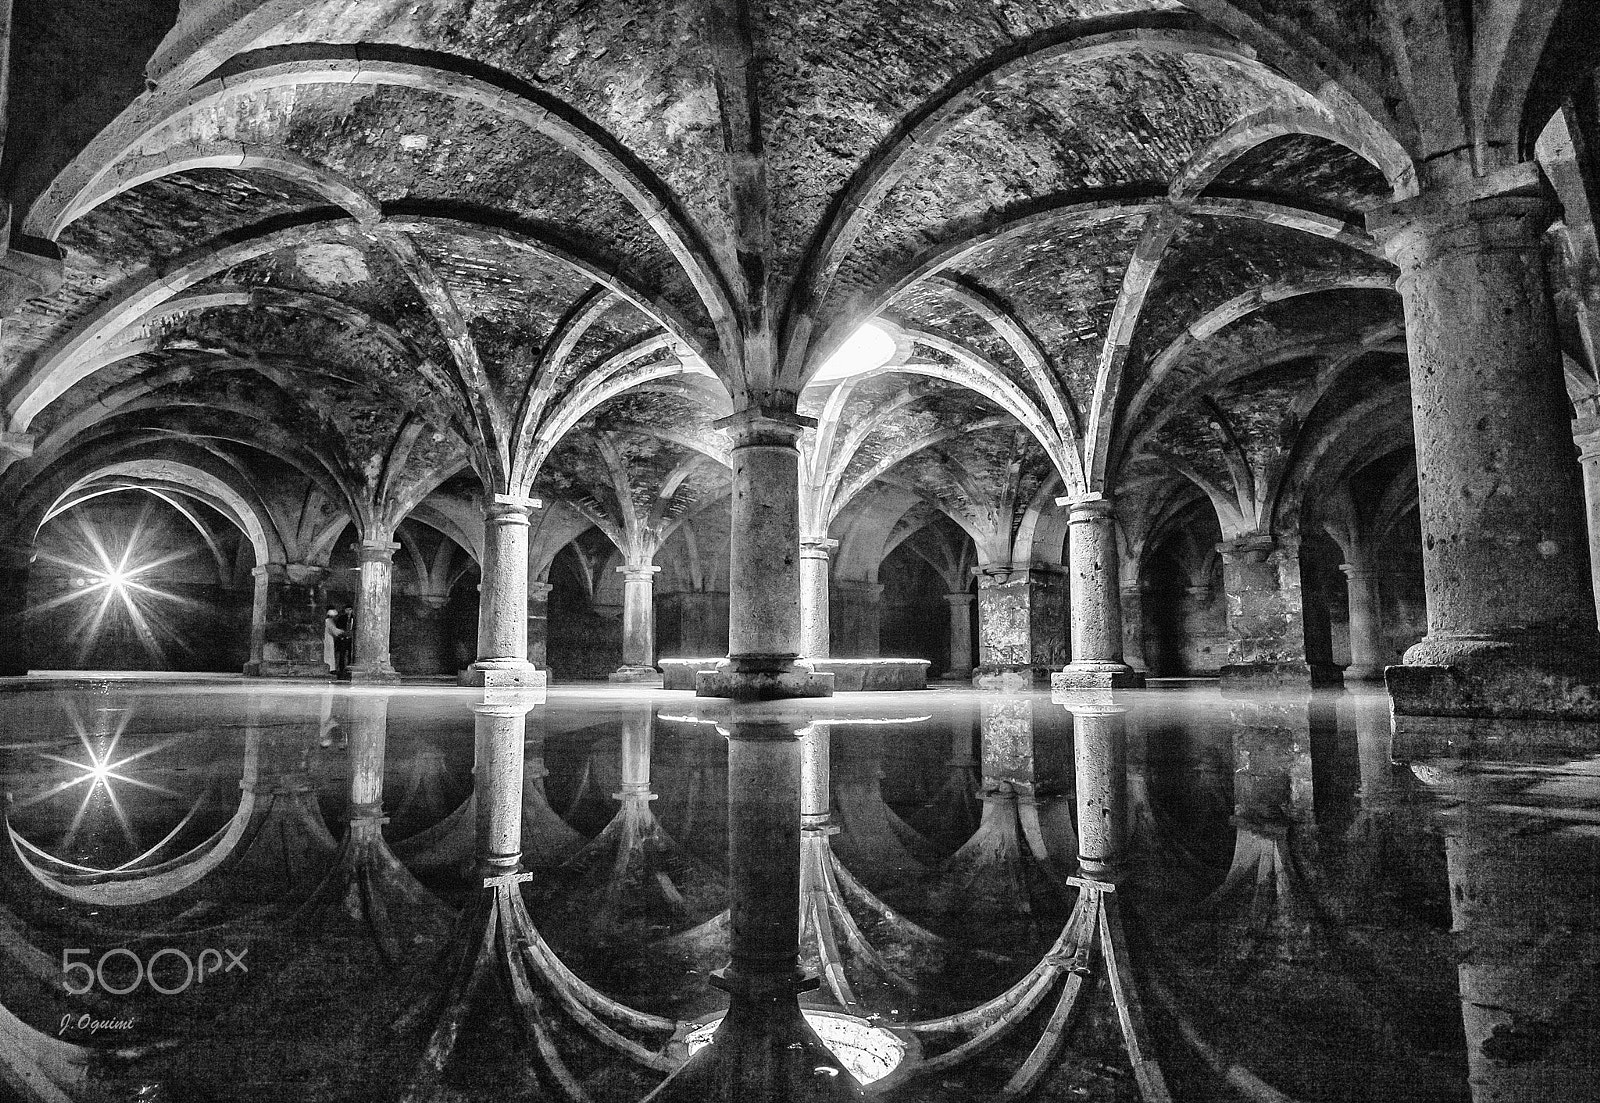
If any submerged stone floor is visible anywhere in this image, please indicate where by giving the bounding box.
[1,676,1597,1102]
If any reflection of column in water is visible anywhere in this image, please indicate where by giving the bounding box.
[797,722,939,1015]
[557,707,722,939]
[645,707,861,1102]
[403,687,683,1101]
[938,698,1075,919]
[829,724,933,886]
[1197,693,1317,959]
[293,690,450,962]
[222,692,337,901]
[1426,765,1600,1103]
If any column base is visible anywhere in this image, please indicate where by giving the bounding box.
[349,666,401,685]
[1219,661,1343,690]
[971,664,1043,692]
[608,665,664,686]
[457,659,547,690]
[694,657,833,700]
[1387,632,1600,721]
[939,668,973,682]
[1341,663,1387,682]
[1051,662,1145,690]
[248,660,332,678]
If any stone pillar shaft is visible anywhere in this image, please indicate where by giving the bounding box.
[347,694,391,839]
[351,539,400,683]
[1068,699,1128,879]
[462,497,544,688]
[1381,189,1600,719]
[1120,583,1148,673]
[246,562,329,677]
[473,699,532,875]
[1570,418,1600,628]
[1340,563,1386,681]
[1216,533,1337,688]
[0,542,30,676]
[724,723,804,986]
[697,410,832,698]
[611,564,663,683]
[798,537,834,660]
[1055,496,1142,690]
[943,591,973,679]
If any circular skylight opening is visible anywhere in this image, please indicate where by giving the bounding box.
[810,322,897,384]
[682,1009,908,1086]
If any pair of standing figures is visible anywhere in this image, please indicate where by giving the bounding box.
[323,604,354,676]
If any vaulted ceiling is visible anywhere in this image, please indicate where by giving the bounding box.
[0,0,1592,570]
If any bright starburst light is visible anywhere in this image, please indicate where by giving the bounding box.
[6,700,207,873]
[29,495,210,668]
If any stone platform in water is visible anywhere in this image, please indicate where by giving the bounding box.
[661,658,929,692]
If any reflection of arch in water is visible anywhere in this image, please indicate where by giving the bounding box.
[550,708,724,941]
[6,702,335,913]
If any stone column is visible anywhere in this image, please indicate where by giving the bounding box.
[1423,769,1600,1103]
[0,541,33,676]
[611,563,664,683]
[942,591,973,679]
[1340,564,1387,682]
[471,690,538,877]
[460,496,545,689]
[527,580,552,670]
[245,562,329,677]
[346,690,392,842]
[1055,495,1143,690]
[1570,417,1600,629]
[1377,187,1600,720]
[1120,583,1148,674]
[1060,691,1128,880]
[973,567,1067,690]
[798,535,835,661]
[696,410,832,699]
[1217,533,1340,689]
[350,538,401,684]
[648,709,856,1100]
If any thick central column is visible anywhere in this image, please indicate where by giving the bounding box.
[798,536,835,661]
[472,692,536,877]
[697,409,833,699]
[611,562,664,684]
[1376,185,1600,721]
[1340,563,1387,682]
[646,709,859,1101]
[461,495,546,689]
[350,538,401,684]
[1061,691,1128,880]
[1054,495,1143,690]
[942,591,973,680]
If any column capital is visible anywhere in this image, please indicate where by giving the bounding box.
[1055,491,1114,520]
[799,534,838,554]
[713,407,816,448]
[487,494,540,526]
[354,539,401,563]
[1368,166,1553,272]
[944,591,972,607]
[1217,532,1297,562]
[616,563,662,582]
[1339,563,1386,584]
[527,581,554,599]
